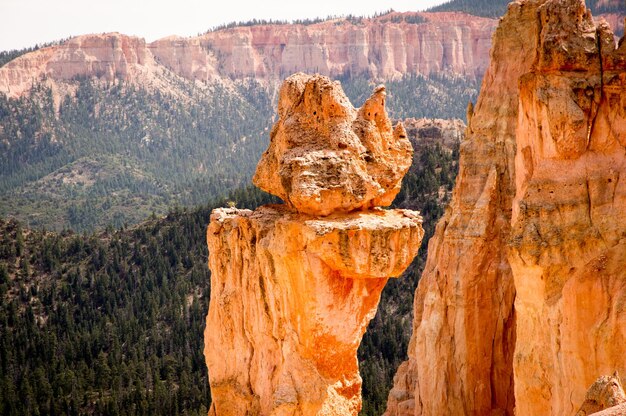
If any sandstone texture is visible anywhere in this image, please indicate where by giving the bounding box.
[195,12,495,81]
[576,373,626,415]
[253,73,412,216]
[0,33,156,98]
[510,1,626,413]
[589,403,626,416]
[0,12,498,98]
[205,76,423,415]
[385,1,626,415]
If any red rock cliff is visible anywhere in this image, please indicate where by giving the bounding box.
[385,0,626,415]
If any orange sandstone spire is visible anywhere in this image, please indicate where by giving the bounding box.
[205,74,423,415]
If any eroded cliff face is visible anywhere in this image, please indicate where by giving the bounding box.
[0,12,497,98]
[193,12,494,81]
[0,33,160,98]
[385,1,626,415]
[205,74,423,415]
[510,0,626,414]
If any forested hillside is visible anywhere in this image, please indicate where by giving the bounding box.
[0,79,274,231]
[0,75,477,232]
[0,120,461,415]
[428,0,625,18]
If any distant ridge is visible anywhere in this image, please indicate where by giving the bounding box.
[429,0,625,18]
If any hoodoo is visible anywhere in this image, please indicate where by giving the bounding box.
[204,73,424,415]
[385,0,626,415]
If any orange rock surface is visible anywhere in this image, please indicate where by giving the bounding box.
[385,1,626,415]
[253,73,412,216]
[510,0,626,413]
[575,373,626,416]
[205,76,423,415]
[589,403,626,416]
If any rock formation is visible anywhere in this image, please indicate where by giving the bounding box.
[510,1,626,413]
[576,373,626,416]
[0,12,497,98]
[0,33,157,98]
[385,1,626,415]
[590,403,626,416]
[402,118,465,150]
[204,74,423,415]
[253,75,412,216]
[193,12,495,81]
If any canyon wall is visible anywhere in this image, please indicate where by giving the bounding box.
[0,33,163,98]
[2,10,621,100]
[190,12,494,81]
[510,0,626,413]
[204,74,423,415]
[0,12,497,98]
[385,0,626,415]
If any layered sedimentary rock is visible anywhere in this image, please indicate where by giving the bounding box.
[194,12,495,81]
[510,1,626,413]
[205,74,423,415]
[0,12,497,98]
[0,33,157,98]
[386,1,626,415]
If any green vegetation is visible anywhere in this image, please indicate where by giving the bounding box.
[0,132,460,415]
[427,0,510,18]
[0,48,469,413]
[0,186,280,416]
[358,135,459,416]
[0,48,38,68]
[341,74,479,121]
[0,79,274,231]
[428,0,625,18]
[206,9,405,32]
[0,39,69,67]
[0,74,476,233]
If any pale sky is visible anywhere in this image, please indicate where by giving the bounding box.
[0,0,447,52]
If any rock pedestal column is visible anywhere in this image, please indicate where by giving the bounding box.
[205,73,424,416]
[385,1,626,415]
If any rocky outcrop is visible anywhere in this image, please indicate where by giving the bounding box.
[384,1,525,413]
[591,403,626,416]
[0,12,497,98]
[253,74,412,216]
[0,33,157,98]
[385,0,626,415]
[4,10,623,100]
[195,12,495,81]
[576,373,626,416]
[204,74,423,415]
[402,118,465,150]
[510,1,626,413]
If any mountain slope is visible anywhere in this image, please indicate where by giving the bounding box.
[0,10,493,232]
[0,120,462,415]
[0,73,478,232]
[429,0,625,18]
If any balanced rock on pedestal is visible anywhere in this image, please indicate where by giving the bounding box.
[204,73,423,415]
[253,73,413,216]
